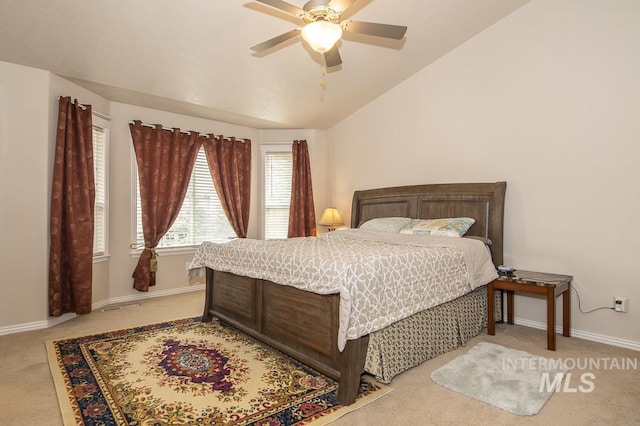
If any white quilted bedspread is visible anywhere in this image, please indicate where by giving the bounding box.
[188,229,497,351]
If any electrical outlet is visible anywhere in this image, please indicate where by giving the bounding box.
[614,297,629,313]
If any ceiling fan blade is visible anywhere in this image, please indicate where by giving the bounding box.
[328,0,356,14]
[324,45,342,68]
[251,29,301,52]
[342,20,407,40]
[255,0,305,18]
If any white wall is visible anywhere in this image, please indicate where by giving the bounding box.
[4,0,636,349]
[0,61,50,328]
[0,66,304,329]
[0,63,332,331]
[0,62,120,330]
[328,0,640,346]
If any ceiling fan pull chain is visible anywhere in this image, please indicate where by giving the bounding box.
[320,53,327,87]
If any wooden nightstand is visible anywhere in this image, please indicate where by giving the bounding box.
[487,270,573,351]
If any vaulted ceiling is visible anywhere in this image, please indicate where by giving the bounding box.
[0,0,530,129]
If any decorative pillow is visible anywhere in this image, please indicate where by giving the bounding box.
[399,217,475,237]
[359,217,413,233]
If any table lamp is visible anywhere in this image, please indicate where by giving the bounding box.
[319,207,344,232]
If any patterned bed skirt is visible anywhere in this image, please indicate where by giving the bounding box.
[365,285,500,383]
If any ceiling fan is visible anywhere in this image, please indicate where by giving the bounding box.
[250,0,408,68]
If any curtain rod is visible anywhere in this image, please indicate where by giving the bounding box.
[59,96,87,111]
[128,120,248,142]
[58,96,111,121]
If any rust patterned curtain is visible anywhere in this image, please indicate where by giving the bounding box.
[49,97,95,316]
[288,140,317,238]
[130,121,202,291]
[202,136,251,238]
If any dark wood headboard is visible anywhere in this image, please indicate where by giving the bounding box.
[351,182,507,267]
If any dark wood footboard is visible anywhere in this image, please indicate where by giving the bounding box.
[202,268,368,406]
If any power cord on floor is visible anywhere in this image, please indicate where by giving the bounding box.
[571,286,615,313]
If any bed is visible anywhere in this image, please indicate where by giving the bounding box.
[189,181,506,405]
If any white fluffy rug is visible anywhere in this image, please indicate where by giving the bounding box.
[430,342,568,416]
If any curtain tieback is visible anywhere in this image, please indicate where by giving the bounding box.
[129,244,159,272]
[146,247,158,272]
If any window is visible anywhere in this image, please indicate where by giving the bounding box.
[262,147,292,239]
[92,116,109,257]
[134,147,235,249]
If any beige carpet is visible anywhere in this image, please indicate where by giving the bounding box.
[1,290,639,425]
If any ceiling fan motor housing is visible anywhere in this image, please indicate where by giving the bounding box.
[302,0,341,23]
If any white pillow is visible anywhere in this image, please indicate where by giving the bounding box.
[399,217,475,237]
[359,217,413,233]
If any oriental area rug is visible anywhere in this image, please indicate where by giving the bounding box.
[46,317,390,425]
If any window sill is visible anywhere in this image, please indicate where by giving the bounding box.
[93,254,110,263]
[129,246,199,259]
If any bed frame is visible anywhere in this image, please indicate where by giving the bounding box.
[201,181,506,405]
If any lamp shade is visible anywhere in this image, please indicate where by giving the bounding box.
[319,207,344,227]
[301,21,342,53]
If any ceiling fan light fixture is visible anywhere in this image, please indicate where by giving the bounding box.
[301,20,342,53]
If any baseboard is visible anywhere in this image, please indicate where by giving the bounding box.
[514,317,640,352]
[4,293,637,352]
[103,284,204,306]
[0,312,78,336]
[0,285,205,336]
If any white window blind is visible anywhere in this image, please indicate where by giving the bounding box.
[92,122,107,256]
[264,151,292,239]
[135,147,235,248]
